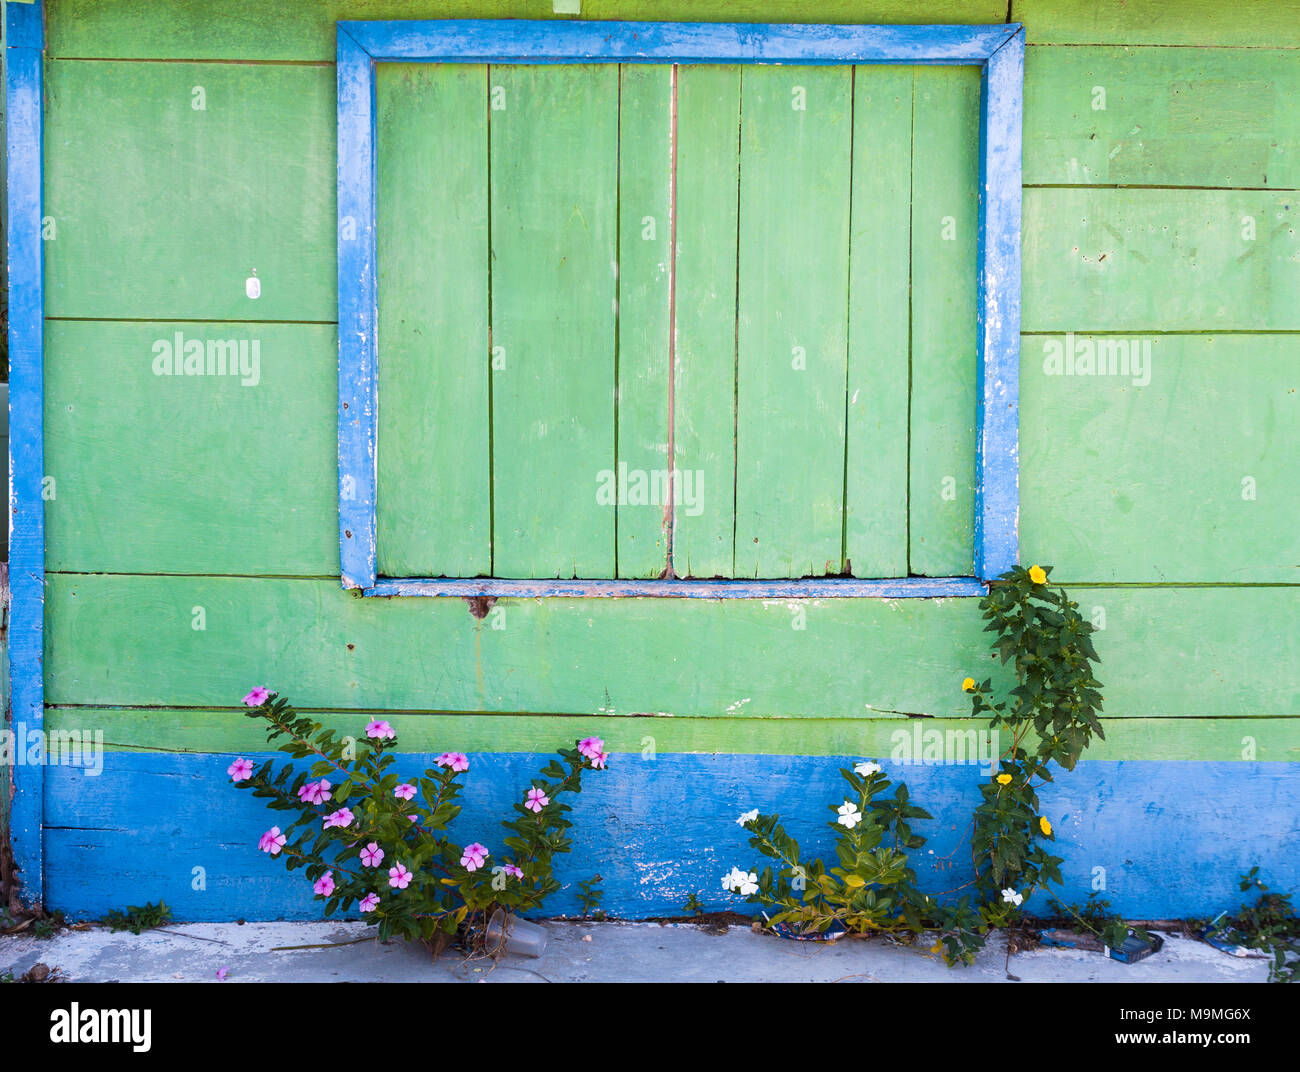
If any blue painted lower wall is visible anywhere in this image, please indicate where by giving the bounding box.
[43,751,1299,921]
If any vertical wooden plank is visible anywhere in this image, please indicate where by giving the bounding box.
[734,65,852,579]
[375,63,490,578]
[337,26,377,589]
[614,64,673,578]
[670,64,740,579]
[976,34,1023,579]
[490,64,618,578]
[844,66,912,578]
[6,0,46,907]
[908,64,980,577]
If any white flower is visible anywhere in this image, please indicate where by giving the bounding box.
[1001,887,1023,907]
[854,761,882,777]
[836,801,863,829]
[721,866,759,896]
[736,808,759,826]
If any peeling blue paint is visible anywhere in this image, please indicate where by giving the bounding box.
[336,20,1023,595]
[43,752,1299,922]
[6,0,46,908]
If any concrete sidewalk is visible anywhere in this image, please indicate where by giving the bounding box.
[0,919,1271,983]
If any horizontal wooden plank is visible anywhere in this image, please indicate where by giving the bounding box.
[45,707,1300,762]
[44,60,335,320]
[1025,47,1300,189]
[47,1,1009,61]
[1022,334,1300,583]
[44,575,1300,718]
[1022,188,1300,331]
[44,321,337,574]
[1013,0,1300,47]
[40,751,1300,922]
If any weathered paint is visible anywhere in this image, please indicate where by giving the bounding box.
[43,575,1300,721]
[340,19,1022,64]
[6,0,46,905]
[337,22,378,590]
[12,0,1300,921]
[43,708,1300,763]
[40,752,1300,922]
[336,22,1023,589]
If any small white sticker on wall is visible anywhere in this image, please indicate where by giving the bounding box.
[553,0,581,12]
[245,273,261,300]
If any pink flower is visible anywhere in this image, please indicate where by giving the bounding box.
[592,751,609,770]
[258,827,287,855]
[313,871,335,897]
[243,687,270,707]
[524,786,549,813]
[393,782,416,801]
[408,814,419,823]
[502,864,523,880]
[323,807,354,829]
[227,758,253,782]
[359,892,380,913]
[366,720,396,740]
[388,862,413,889]
[436,751,469,772]
[578,736,605,761]
[297,779,332,805]
[216,966,229,982]
[359,842,385,868]
[460,843,489,872]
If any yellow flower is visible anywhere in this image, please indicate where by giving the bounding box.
[1039,816,1052,836]
[996,773,1012,785]
[1028,564,1047,585]
[961,677,976,692]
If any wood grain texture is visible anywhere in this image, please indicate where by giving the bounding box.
[6,0,47,906]
[44,60,335,321]
[1022,188,1300,331]
[44,575,1300,719]
[844,66,911,578]
[1024,47,1300,189]
[1013,0,1300,47]
[375,63,491,578]
[46,2,1011,62]
[908,65,980,576]
[488,64,619,577]
[1021,334,1300,583]
[734,64,852,578]
[40,752,1300,921]
[614,64,674,578]
[670,64,741,579]
[45,322,337,575]
[47,707,1300,763]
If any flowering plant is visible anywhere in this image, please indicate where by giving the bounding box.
[724,565,1107,969]
[962,564,1104,919]
[724,762,936,939]
[229,690,609,950]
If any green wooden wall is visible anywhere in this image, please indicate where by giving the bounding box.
[37,0,1300,769]
[373,61,977,581]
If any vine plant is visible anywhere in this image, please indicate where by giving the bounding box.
[726,564,1111,968]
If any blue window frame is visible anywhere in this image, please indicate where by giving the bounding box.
[336,19,1024,599]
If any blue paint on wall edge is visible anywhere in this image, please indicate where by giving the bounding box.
[42,751,1300,923]
[336,20,1024,595]
[6,0,46,908]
